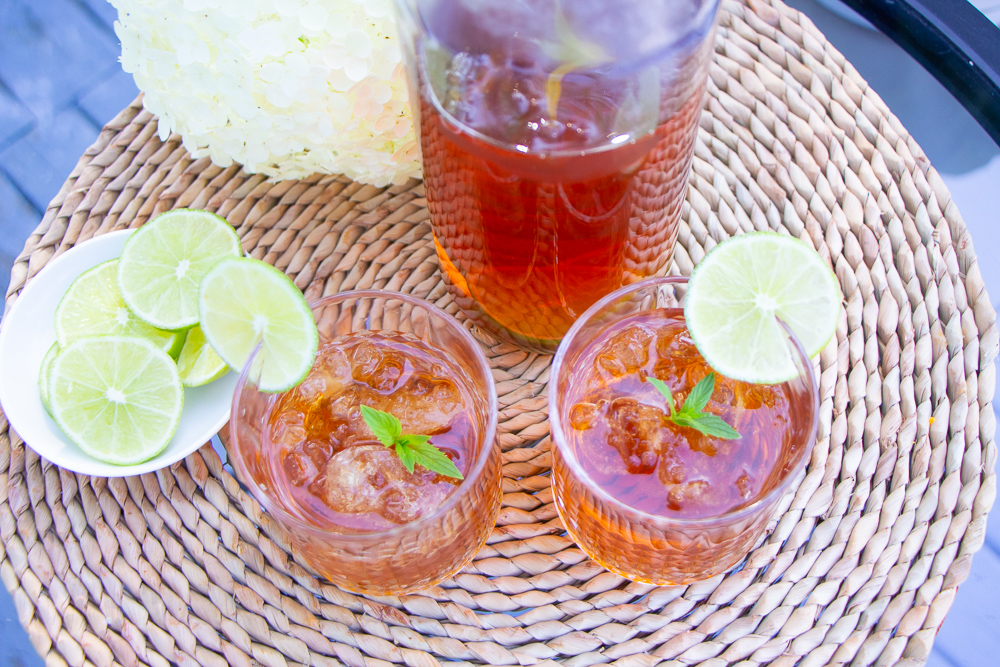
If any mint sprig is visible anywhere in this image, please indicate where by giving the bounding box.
[647,374,741,440]
[360,405,464,480]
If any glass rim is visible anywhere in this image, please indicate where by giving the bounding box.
[549,275,821,527]
[393,0,721,157]
[229,289,499,542]
[395,0,720,72]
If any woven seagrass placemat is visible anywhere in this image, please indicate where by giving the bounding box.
[2,0,996,665]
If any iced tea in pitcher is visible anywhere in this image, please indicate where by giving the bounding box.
[394,0,720,350]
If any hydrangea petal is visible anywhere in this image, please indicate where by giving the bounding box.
[113,0,420,184]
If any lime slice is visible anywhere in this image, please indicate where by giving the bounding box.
[39,342,59,416]
[48,336,184,465]
[198,257,318,393]
[685,232,840,384]
[176,325,229,387]
[118,209,242,330]
[54,260,184,356]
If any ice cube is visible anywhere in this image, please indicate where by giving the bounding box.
[350,340,407,392]
[270,410,306,448]
[733,382,782,411]
[380,485,446,524]
[509,88,530,117]
[735,471,754,499]
[712,375,737,407]
[293,375,328,402]
[604,397,666,474]
[325,384,363,419]
[323,445,389,514]
[596,325,652,377]
[658,448,686,485]
[276,345,354,443]
[653,324,706,384]
[569,401,605,431]
[444,52,491,119]
[282,448,321,487]
[302,439,335,471]
[303,387,357,445]
[323,445,455,523]
[655,321,700,362]
[685,429,718,456]
[666,480,711,512]
[385,373,463,436]
[314,383,409,448]
[538,118,566,142]
[293,344,351,401]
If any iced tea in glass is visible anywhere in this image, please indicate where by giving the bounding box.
[549,277,818,584]
[229,291,501,594]
[394,0,720,351]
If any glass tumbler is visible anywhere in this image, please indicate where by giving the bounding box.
[229,291,501,595]
[549,277,819,584]
[393,0,720,352]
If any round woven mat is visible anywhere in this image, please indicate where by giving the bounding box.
[2,0,996,665]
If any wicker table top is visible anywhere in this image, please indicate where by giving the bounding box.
[1,0,996,666]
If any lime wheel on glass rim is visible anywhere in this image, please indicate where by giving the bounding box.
[198,257,319,393]
[684,232,841,384]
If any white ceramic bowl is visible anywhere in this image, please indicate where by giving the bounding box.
[0,230,237,477]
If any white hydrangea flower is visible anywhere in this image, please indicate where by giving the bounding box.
[112,0,420,186]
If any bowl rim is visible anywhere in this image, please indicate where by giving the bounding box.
[0,229,235,477]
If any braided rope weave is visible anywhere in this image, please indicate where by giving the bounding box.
[1,1,995,665]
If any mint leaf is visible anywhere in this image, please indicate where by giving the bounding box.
[682,373,715,414]
[673,412,741,439]
[407,438,464,480]
[647,377,676,417]
[398,433,431,448]
[360,405,401,447]
[360,406,464,479]
[669,412,700,430]
[395,442,417,473]
[646,373,741,440]
[689,414,741,439]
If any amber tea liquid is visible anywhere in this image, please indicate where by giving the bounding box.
[262,331,479,533]
[228,290,502,595]
[412,2,715,349]
[553,308,815,583]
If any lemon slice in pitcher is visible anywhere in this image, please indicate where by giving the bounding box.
[685,232,840,384]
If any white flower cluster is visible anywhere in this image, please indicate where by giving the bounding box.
[112,0,421,186]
